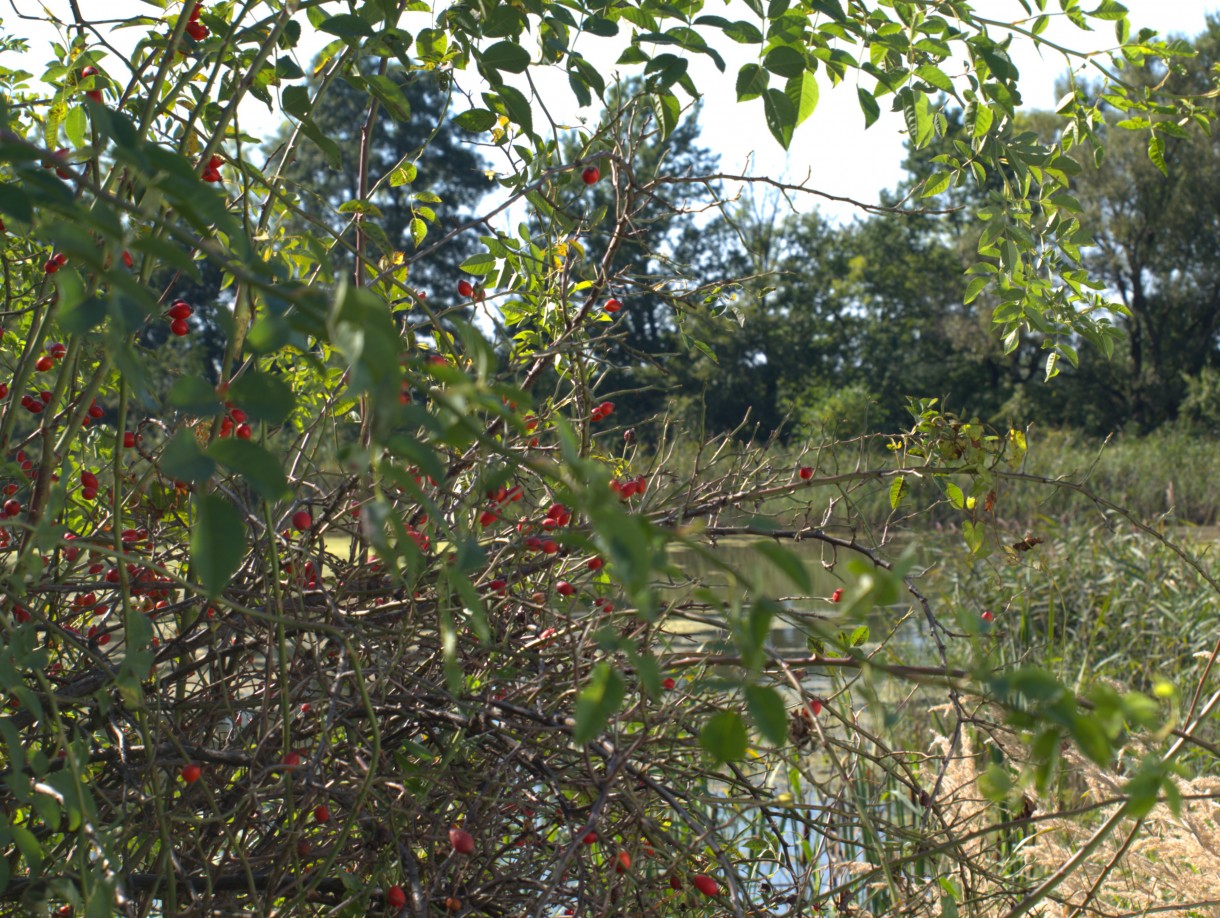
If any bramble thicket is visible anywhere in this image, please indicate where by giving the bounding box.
[1,1,1219,916]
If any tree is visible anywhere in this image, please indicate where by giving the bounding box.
[1065,17,1220,428]
[268,65,490,305]
[0,3,1213,916]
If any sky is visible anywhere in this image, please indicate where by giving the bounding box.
[2,0,1217,223]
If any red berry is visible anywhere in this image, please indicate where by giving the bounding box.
[614,850,631,874]
[35,356,53,372]
[86,90,102,103]
[556,581,575,597]
[582,830,598,845]
[44,259,59,274]
[88,403,104,419]
[662,677,676,690]
[282,751,303,769]
[170,317,190,336]
[692,874,719,897]
[798,466,813,480]
[235,423,251,440]
[386,886,407,909]
[80,65,98,77]
[830,588,843,603]
[457,279,474,298]
[807,698,823,717]
[595,401,614,418]
[581,165,600,185]
[449,826,475,855]
[81,471,98,489]
[167,300,193,320]
[479,510,498,527]
[3,499,19,517]
[229,408,246,423]
[292,510,312,531]
[180,763,202,783]
[981,609,994,623]
[586,556,604,571]
[81,487,97,501]
[54,252,68,266]
[0,383,7,398]
[121,250,134,269]
[185,19,208,39]
[48,342,66,358]
[541,540,559,554]
[188,4,202,22]
[123,432,136,448]
[603,298,621,313]
[313,804,330,823]
[669,875,682,891]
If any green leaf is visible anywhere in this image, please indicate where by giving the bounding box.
[763,45,805,78]
[318,14,373,37]
[745,685,788,746]
[365,74,413,121]
[460,252,498,275]
[857,86,880,128]
[282,84,311,120]
[784,71,819,127]
[736,63,767,102]
[914,63,954,93]
[944,481,964,509]
[700,711,748,762]
[168,375,221,414]
[409,217,426,247]
[208,439,291,502]
[889,475,907,509]
[754,541,811,592]
[573,663,625,743]
[763,88,796,149]
[922,171,951,197]
[161,429,215,483]
[228,370,295,424]
[964,275,989,304]
[1148,133,1168,176]
[482,40,531,73]
[962,520,983,554]
[454,109,498,132]
[191,493,246,599]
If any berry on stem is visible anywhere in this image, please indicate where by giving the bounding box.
[180,763,201,783]
[449,826,475,855]
[581,165,600,185]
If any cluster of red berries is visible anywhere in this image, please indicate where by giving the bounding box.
[20,390,53,414]
[80,469,99,501]
[44,149,74,180]
[218,403,251,440]
[200,153,223,183]
[609,475,647,500]
[590,401,614,422]
[477,484,524,527]
[166,299,192,336]
[184,3,208,40]
[34,341,66,372]
[44,251,67,274]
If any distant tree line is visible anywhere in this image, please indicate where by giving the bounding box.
[262,17,1220,442]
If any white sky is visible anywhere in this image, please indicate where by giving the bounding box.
[2,0,1216,222]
